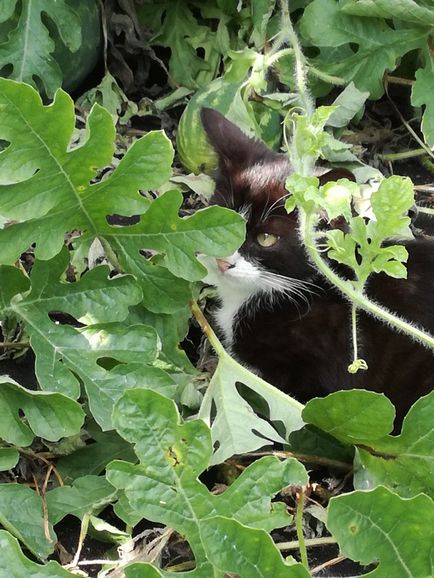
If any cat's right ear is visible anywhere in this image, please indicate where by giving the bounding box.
[201,107,271,173]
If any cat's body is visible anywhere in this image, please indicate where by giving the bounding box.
[201,108,434,426]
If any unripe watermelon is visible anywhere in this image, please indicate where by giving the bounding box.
[177,77,259,174]
[177,76,282,174]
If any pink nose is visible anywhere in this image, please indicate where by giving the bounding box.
[216,259,233,273]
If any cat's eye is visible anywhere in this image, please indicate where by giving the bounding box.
[256,232,280,247]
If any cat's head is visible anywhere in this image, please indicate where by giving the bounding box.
[200,107,320,301]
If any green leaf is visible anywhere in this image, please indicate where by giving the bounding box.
[320,178,358,220]
[104,190,246,282]
[354,391,434,498]
[46,476,117,525]
[107,389,308,576]
[370,176,414,238]
[125,565,164,578]
[250,0,277,48]
[0,79,172,263]
[412,64,434,147]
[0,377,84,446]
[327,487,434,578]
[199,350,304,464]
[201,516,310,577]
[56,426,137,484]
[300,0,428,98]
[0,252,170,430]
[0,485,56,560]
[0,448,19,470]
[0,1,81,96]
[303,390,396,444]
[0,530,74,577]
[326,82,369,127]
[341,0,434,26]
[140,1,221,89]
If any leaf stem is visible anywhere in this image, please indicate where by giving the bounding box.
[279,0,314,118]
[190,299,225,356]
[300,210,434,349]
[295,488,309,570]
[307,65,346,86]
[278,536,337,551]
[379,148,428,161]
[244,451,352,471]
[98,236,122,271]
[0,341,30,348]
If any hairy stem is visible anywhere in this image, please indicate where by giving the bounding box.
[280,0,314,118]
[190,299,225,356]
[300,210,434,349]
[379,148,428,161]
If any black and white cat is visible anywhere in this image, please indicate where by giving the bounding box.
[200,107,434,427]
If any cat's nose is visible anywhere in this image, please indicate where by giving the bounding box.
[216,258,235,273]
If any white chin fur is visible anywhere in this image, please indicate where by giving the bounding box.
[198,252,263,346]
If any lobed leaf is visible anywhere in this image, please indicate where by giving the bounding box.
[354,391,434,498]
[0,251,172,430]
[201,517,310,577]
[300,0,428,98]
[0,377,84,446]
[0,1,81,97]
[411,64,434,147]
[327,487,434,578]
[46,475,117,525]
[199,349,305,464]
[107,389,308,576]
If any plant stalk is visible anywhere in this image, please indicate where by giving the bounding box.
[300,210,434,349]
[295,488,309,570]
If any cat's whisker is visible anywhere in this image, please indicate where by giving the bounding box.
[262,192,292,221]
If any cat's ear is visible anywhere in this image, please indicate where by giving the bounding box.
[201,107,271,172]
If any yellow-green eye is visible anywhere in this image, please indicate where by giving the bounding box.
[256,232,280,247]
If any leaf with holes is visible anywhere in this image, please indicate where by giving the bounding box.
[0,250,174,430]
[0,79,170,261]
[106,388,308,577]
[199,348,305,464]
[0,0,81,97]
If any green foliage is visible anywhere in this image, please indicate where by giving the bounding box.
[0,484,56,559]
[354,391,434,499]
[199,344,304,464]
[107,389,308,577]
[0,3,433,576]
[328,487,434,578]
[303,390,396,444]
[0,377,84,445]
[46,476,117,524]
[0,448,18,471]
[0,530,74,577]
[0,1,101,96]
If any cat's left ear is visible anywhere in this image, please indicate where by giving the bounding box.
[201,107,273,173]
